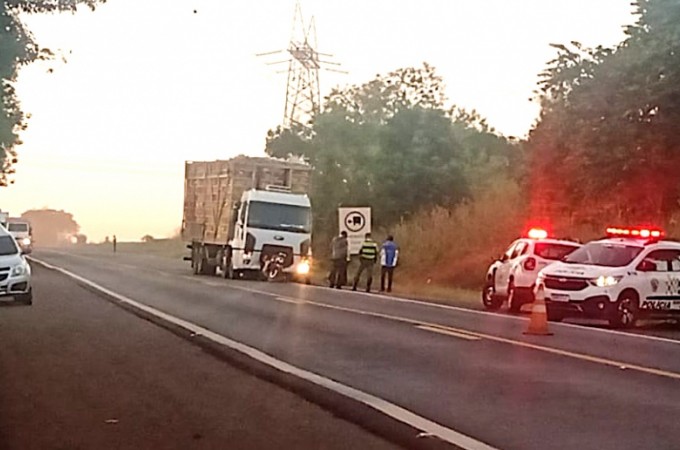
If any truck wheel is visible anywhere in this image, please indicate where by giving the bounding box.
[608,290,639,329]
[482,280,502,311]
[223,255,232,279]
[193,254,202,275]
[16,289,33,305]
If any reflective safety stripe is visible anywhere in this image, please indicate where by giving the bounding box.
[360,242,379,259]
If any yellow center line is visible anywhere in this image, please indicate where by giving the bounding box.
[171,279,680,381]
[416,325,482,341]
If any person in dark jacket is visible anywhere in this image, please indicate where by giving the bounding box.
[352,233,379,292]
[380,235,399,292]
[329,231,349,288]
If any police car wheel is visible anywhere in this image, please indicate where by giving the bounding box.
[507,281,522,313]
[482,282,502,311]
[609,291,639,329]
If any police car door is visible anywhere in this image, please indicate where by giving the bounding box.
[495,240,524,296]
[637,249,680,313]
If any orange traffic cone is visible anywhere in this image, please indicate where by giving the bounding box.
[524,285,553,336]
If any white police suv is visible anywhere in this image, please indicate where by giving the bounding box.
[537,226,680,328]
[483,228,581,312]
[0,225,32,305]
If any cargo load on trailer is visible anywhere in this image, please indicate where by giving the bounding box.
[181,155,313,282]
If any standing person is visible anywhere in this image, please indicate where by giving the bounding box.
[329,231,349,289]
[112,235,117,253]
[380,235,399,293]
[352,233,379,292]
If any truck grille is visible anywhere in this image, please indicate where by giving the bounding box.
[544,276,588,291]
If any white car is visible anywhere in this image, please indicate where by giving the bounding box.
[483,229,581,312]
[0,226,32,305]
[537,226,680,328]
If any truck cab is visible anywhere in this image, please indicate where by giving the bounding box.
[7,220,33,253]
[228,188,312,280]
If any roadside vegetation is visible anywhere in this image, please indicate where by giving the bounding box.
[266,0,680,294]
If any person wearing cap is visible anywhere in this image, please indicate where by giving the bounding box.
[352,233,379,292]
[380,235,399,293]
[329,231,349,289]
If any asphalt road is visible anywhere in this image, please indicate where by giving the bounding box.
[0,264,398,450]
[24,248,680,450]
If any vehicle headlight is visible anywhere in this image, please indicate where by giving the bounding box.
[11,265,26,276]
[21,237,31,246]
[296,260,311,275]
[590,275,622,287]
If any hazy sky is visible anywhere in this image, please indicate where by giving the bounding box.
[0,0,636,242]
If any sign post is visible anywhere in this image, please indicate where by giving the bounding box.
[338,207,371,255]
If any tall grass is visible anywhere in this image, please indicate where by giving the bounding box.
[393,177,527,288]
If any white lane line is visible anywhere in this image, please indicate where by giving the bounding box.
[301,283,680,346]
[229,284,680,381]
[416,325,482,341]
[31,258,496,450]
[275,296,304,305]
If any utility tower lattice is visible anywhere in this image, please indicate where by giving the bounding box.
[257,2,345,132]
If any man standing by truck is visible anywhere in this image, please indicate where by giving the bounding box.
[329,231,349,289]
[352,233,379,293]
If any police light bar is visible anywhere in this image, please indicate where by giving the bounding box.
[527,228,549,239]
[606,226,664,239]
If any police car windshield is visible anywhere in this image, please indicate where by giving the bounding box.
[534,243,580,261]
[0,235,19,256]
[563,242,643,267]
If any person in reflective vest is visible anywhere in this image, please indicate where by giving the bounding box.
[352,233,379,292]
[380,235,399,293]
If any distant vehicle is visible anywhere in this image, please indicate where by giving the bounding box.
[182,156,312,283]
[0,211,8,229]
[483,228,581,312]
[7,219,32,253]
[0,225,32,305]
[537,226,680,328]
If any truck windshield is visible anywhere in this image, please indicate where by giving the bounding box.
[0,236,19,255]
[563,242,643,267]
[8,223,28,232]
[247,201,311,233]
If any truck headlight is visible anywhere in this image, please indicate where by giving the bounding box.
[21,237,31,246]
[11,265,26,277]
[590,275,622,287]
[296,260,311,275]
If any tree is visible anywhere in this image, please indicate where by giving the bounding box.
[528,0,680,224]
[1,0,105,186]
[266,63,519,235]
[21,208,80,246]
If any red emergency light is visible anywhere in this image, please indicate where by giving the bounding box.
[606,226,664,240]
[527,228,549,239]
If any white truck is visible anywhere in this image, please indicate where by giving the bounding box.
[7,218,33,253]
[182,156,313,282]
